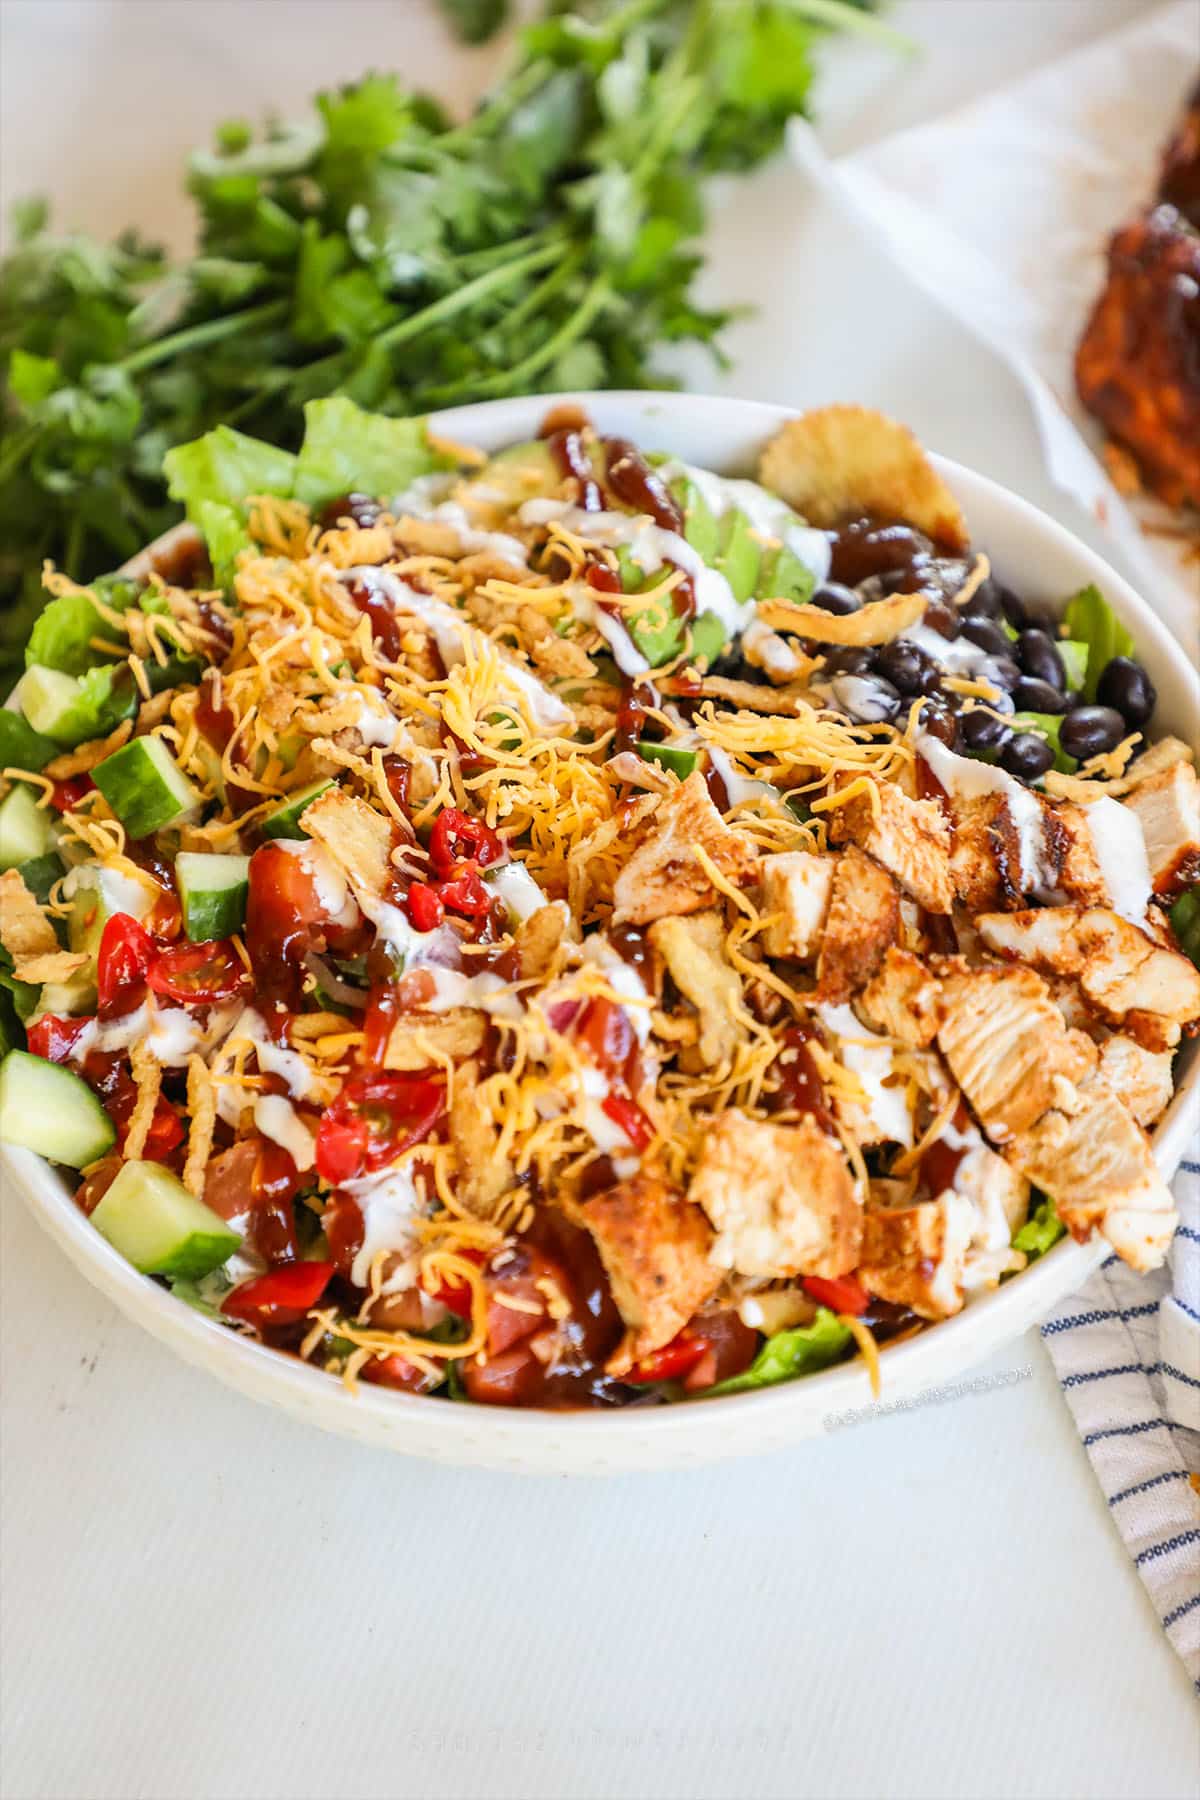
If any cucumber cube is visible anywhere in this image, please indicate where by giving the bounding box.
[176,852,251,941]
[0,784,54,870]
[0,1049,116,1167]
[18,666,85,738]
[260,779,334,840]
[90,1160,242,1278]
[93,736,200,838]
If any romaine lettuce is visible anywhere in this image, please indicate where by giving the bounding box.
[291,396,449,508]
[163,425,298,521]
[0,710,59,773]
[1013,1196,1066,1260]
[1063,585,1134,702]
[704,1307,853,1396]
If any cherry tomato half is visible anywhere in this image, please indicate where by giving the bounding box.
[315,1072,446,1185]
[429,807,502,874]
[96,914,156,1018]
[435,862,491,917]
[625,1332,708,1384]
[147,938,247,1006]
[802,1274,869,1316]
[221,1260,335,1330]
[27,1013,94,1063]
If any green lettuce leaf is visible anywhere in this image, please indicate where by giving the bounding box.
[1169,885,1200,969]
[704,1307,853,1396]
[24,591,107,675]
[1013,1196,1066,1260]
[195,499,254,591]
[31,662,139,747]
[291,397,449,508]
[163,425,298,522]
[1063,584,1134,702]
[1010,712,1077,775]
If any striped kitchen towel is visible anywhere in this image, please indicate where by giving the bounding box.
[1041,1148,1200,1685]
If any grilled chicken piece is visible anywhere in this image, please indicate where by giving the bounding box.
[648,910,742,1069]
[977,906,1200,1050]
[1011,1073,1177,1271]
[1075,204,1200,510]
[1159,74,1200,231]
[574,1174,723,1376]
[759,850,835,959]
[1121,760,1200,898]
[935,964,1097,1142]
[1051,802,1111,907]
[612,772,760,925]
[953,1146,1030,1290]
[688,1111,861,1280]
[859,1194,974,1319]
[828,780,954,914]
[858,946,943,1048]
[1096,1035,1177,1128]
[815,846,899,1003]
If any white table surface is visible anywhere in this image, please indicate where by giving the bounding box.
[2,5,1198,1798]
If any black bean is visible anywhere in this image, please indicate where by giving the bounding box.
[959,709,1013,753]
[821,646,876,677]
[999,586,1028,628]
[1013,677,1068,714]
[1017,628,1066,691]
[960,616,1012,658]
[922,597,960,639]
[918,697,959,748]
[1000,732,1055,780]
[875,642,941,696]
[812,582,862,616]
[978,655,1022,693]
[830,674,902,724]
[1097,656,1156,728]
[1059,705,1126,761]
[966,575,1005,619]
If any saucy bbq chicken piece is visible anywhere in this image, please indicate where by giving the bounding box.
[1074,203,1200,511]
[1158,74,1200,231]
[688,1111,862,1281]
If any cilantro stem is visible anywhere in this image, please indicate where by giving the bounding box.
[374,239,564,351]
[432,273,613,402]
[778,0,916,51]
[117,299,290,375]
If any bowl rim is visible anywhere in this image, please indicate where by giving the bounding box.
[5,387,1196,1459]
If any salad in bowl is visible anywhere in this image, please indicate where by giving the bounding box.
[1,394,1197,1419]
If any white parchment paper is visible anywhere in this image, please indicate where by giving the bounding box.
[793,0,1198,647]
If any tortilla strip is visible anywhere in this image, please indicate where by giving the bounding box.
[757,590,925,646]
[0,869,87,982]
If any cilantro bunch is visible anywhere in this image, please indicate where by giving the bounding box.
[0,0,891,676]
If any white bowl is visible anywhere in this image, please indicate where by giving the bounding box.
[5,390,1198,1474]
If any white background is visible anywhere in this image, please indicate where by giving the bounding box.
[2,4,1198,1797]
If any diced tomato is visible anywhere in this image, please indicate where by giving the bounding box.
[423,1247,485,1319]
[49,774,94,813]
[359,1352,431,1392]
[429,807,502,874]
[600,1091,654,1151]
[314,1071,446,1185]
[147,938,247,1006]
[802,1274,869,1315]
[576,997,636,1082]
[585,560,621,593]
[625,1332,708,1384]
[435,862,491,917]
[96,913,156,1017]
[460,1343,543,1406]
[26,1013,94,1063]
[106,1080,185,1162]
[221,1260,335,1330]
[405,880,445,931]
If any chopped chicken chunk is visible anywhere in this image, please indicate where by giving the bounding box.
[1096,1035,1177,1128]
[1051,803,1110,907]
[1011,1072,1177,1271]
[815,846,899,1003]
[648,910,743,1069]
[829,780,954,913]
[1122,760,1200,897]
[859,1194,974,1319]
[688,1111,861,1279]
[953,1144,1030,1290]
[612,772,760,925]
[574,1174,723,1376]
[977,906,1200,1050]
[859,947,943,1047]
[759,850,835,959]
[936,964,1096,1142]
